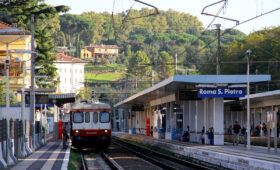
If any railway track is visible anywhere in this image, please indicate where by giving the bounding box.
[111,137,216,170]
[79,137,225,170]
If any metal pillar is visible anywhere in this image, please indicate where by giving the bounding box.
[216,24,221,75]
[30,14,36,150]
[274,108,278,152]
[5,43,16,165]
[246,49,251,149]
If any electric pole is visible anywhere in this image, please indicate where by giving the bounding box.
[30,14,36,150]
[174,53,177,74]
[215,24,221,75]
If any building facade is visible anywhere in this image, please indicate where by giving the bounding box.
[54,53,87,94]
[0,22,32,92]
[81,44,118,62]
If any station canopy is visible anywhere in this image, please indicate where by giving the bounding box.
[114,75,271,108]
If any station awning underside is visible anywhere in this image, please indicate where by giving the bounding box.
[48,93,76,105]
[225,89,280,104]
[114,75,271,107]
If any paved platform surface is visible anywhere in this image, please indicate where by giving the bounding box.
[113,132,280,170]
[9,142,70,170]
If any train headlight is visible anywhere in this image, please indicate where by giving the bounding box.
[104,129,108,133]
[75,130,79,133]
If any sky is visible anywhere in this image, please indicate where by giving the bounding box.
[46,0,280,34]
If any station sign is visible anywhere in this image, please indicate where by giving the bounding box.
[197,87,246,98]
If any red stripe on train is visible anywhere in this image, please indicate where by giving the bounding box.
[72,129,111,137]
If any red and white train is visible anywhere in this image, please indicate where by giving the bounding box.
[70,100,111,148]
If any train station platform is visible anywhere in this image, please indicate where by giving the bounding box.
[113,132,280,170]
[9,142,70,170]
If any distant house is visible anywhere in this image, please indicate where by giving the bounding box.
[54,53,87,94]
[0,21,32,91]
[81,44,119,62]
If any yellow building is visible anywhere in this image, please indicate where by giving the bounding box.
[81,44,119,60]
[0,22,32,93]
[80,48,92,59]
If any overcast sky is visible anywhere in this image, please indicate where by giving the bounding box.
[46,0,280,34]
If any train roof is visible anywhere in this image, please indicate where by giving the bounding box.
[71,100,111,110]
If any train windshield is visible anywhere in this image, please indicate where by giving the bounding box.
[73,112,84,123]
[100,112,110,123]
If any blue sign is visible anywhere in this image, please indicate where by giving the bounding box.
[198,87,246,98]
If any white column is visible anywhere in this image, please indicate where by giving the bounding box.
[213,98,224,145]
[204,99,208,144]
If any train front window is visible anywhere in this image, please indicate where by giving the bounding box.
[73,112,84,123]
[92,112,98,123]
[100,112,110,123]
[85,112,90,123]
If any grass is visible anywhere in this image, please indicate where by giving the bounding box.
[68,148,81,170]
[85,63,126,72]
[85,72,124,81]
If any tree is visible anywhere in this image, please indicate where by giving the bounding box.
[128,51,151,89]
[157,51,174,79]
[0,1,69,88]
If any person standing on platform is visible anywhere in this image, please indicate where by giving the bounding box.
[233,121,241,146]
[63,127,69,149]
[207,127,214,145]
[201,126,205,144]
[241,126,247,147]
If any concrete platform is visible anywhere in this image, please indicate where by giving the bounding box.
[9,142,70,170]
[113,132,280,170]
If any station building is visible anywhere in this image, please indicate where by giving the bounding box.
[224,90,280,137]
[114,75,272,145]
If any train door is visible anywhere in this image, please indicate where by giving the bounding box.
[84,112,91,130]
[92,111,99,130]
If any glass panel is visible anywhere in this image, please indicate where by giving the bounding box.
[73,112,83,123]
[85,112,90,123]
[100,112,110,123]
[93,112,98,123]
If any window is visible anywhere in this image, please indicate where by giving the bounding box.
[85,112,90,123]
[100,112,110,123]
[93,112,98,123]
[73,112,83,123]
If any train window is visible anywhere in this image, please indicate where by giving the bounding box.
[73,112,83,123]
[85,112,90,123]
[92,112,98,123]
[100,112,110,123]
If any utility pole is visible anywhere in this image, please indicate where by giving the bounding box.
[151,69,154,86]
[174,53,177,74]
[215,24,221,75]
[246,49,251,150]
[30,14,36,150]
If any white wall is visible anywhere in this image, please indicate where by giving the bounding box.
[55,62,85,93]
[0,107,30,120]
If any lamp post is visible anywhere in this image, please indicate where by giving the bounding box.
[246,49,251,149]
[30,14,36,150]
